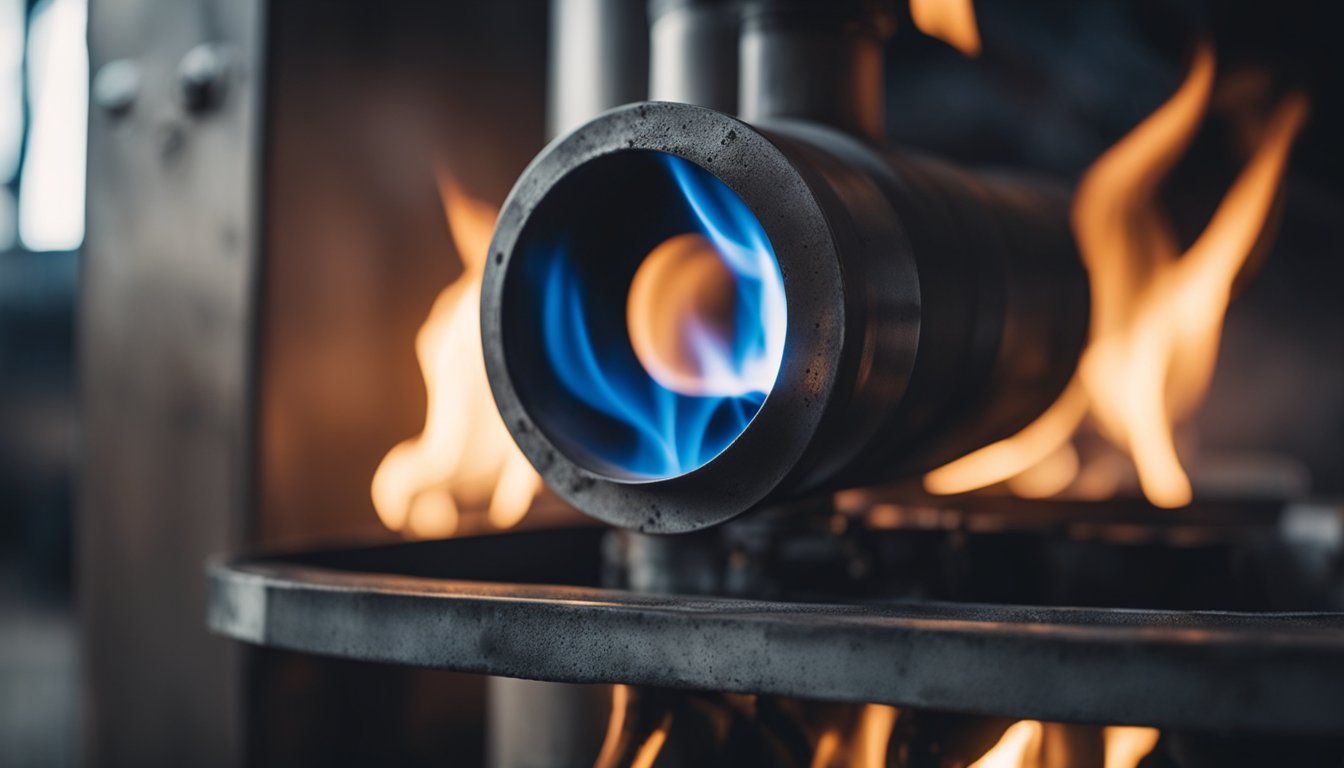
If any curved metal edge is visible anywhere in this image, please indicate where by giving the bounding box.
[206,551,1344,735]
[481,101,847,534]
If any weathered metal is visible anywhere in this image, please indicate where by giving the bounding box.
[207,529,1344,735]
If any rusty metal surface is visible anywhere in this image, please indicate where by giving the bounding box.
[208,530,1344,735]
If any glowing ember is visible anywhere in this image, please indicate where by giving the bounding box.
[926,46,1309,507]
[628,156,787,400]
[370,171,541,537]
[854,704,899,768]
[909,0,982,57]
[967,721,1159,768]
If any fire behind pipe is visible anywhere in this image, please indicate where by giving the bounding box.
[482,0,1089,533]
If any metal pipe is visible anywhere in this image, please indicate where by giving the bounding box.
[547,0,650,138]
[485,5,648,762]
[648,0,740,111]
[737,0,894,139]
[482,103,1087,532]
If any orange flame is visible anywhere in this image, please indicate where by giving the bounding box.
[968,720,1043,768]
[925,46,1309,507]
[967,721,1158,768]
[628,233,741,396]
[631,714,673,768]
[909,0,982,57]
[370,172,541,537]
[1103,726,1160,768]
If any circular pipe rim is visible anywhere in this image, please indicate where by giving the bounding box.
[483,102,845,533]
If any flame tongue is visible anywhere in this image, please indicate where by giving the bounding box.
[628,233,744,397]
[926,45,1309,507]
[967,721,1159,768]
[1077,47,1308,507]
[910,0,982,57]
[370,173,541,537]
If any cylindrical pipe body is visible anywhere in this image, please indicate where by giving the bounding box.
[489,3,642,759]
[763,119,1087,488]
[547,0,649,138]
[738,0,893,139]
[648,0,740,111]
[483,103,1087,532]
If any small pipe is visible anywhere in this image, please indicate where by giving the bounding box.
[647,0,740,112]
[547,0,650,139]
[737,0,894,139]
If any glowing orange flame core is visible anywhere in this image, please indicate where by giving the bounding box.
[628,233,741,396]
[927,46,1308,507]
[370,174,541,537]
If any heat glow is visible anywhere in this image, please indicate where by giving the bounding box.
[370,172,541,537]
[910,0,982,57]
[925,46,1309,507]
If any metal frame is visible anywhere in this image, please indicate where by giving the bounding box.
[208,531,1344,735]
[82,0,264,764]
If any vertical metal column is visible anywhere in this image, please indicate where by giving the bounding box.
[80,0,265,765]
[487,3,652,766]
[738,0,894,139]
[547,0,650,138]
[648,0,740,112]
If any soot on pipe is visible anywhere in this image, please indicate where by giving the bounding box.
[482,102,1088,533]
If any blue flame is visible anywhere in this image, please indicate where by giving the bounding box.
[538,154,785,478]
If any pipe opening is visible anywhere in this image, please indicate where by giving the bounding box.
[503,150,786,480]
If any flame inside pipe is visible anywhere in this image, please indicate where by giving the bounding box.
[630,233,750,397]
[854,704,899,768]
[370,172,541,537]
[537,153,785,477]
[628,159,787,399]
[925,45,1309,507]
[594,685,631,768]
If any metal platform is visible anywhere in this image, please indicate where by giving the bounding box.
[207,527,1344,734]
